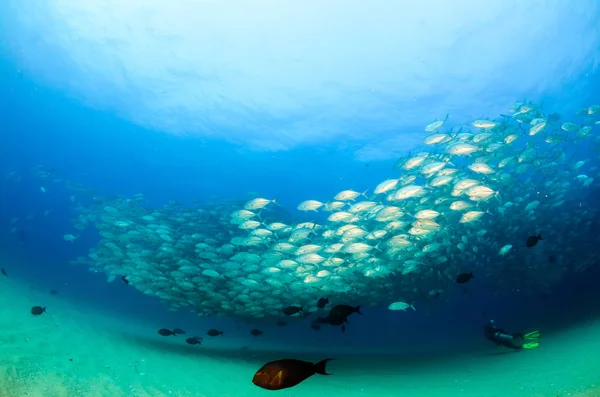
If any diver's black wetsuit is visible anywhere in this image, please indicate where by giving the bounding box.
[484,322,524,350]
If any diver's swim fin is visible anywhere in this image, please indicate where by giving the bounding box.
[523,330,541,339]
[522,341,540,350]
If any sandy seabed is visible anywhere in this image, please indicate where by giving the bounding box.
[0,276,598,397]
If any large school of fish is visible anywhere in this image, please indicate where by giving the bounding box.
[10,101,599,321]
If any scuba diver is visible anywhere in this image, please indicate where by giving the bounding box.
[484,320,540,350]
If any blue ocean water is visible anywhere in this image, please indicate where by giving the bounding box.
[1,1,600,395]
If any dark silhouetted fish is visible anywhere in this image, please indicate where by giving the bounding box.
[456,272,474,284]
[328,304,361,319]
[31,306,46,315]
[276,320,287,327]
[172,328,186,335]
[121,276,129,285]
[50,289,58,295]
[310,323,321,331]
[1,268,7,277]
[251,329,263,336]
[207,329,224,336]
[252,358,333,390]
[158,328,176,336]
[315,304,362,332]
[186,337,202,345]
[283,306,303,316]
[526,234,542,248]
[317,298,329,309]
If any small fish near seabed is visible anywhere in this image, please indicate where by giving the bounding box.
[250,329,264,336]
[282,305,303,316]
[314,304,362,332]
[526,234,542,248]
[31,306,46,316]
[252,358,334,390]
[317,297,329,309]
[456,272,474,284]
[207,329,224,336]
[185,337,203,345]
[158,328,176,336]
[172,328,186,335]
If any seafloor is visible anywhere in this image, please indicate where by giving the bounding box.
[0,274,598,397]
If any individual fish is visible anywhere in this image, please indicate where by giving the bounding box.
[526,234,542,248]
[244,198,276,210]
[250,329,264,336]
[207,329,224,336]
[387,301,415,311]
[374,179,399,194]
[158,328,176,336]
[297,200,324,212]
[317,297,329,309]
[283,306,303,316]
[1,268,7,277]
[31,306,46,316]
[424,114,448,132]
[252,358,333,390]
[472,119,499,129]
[424,133,452,145]
[333,190,366,201]
[276,320,288,327]
[121,275,129,285]
[63,234,78,242]
[456,272,474,284]
[328,304,362,319]
[50,289,59,295]
[185,337,203,345]
[172,328,186,335]
[498,244,513,256]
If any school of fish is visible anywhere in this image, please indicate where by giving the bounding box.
[51,101,600,320]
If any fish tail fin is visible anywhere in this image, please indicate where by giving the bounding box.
[538,234,542,240]
[271,195,281,207]
[43,307,47,312]
[410,302,416,311]
[361,189,369,198]
[314,358,334,375]
[495,190,503,204]
[355,305,362,315]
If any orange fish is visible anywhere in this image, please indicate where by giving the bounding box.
[252,358,333,390]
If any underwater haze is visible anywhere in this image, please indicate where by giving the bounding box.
[1,1,600,396]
